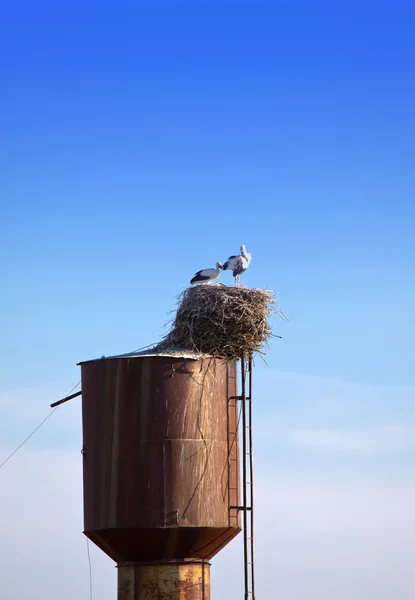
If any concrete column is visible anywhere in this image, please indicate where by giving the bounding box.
[118,560,210,600]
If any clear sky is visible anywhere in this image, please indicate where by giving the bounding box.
[1,1,415,599]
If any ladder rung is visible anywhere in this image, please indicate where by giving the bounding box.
[234,359,255,600]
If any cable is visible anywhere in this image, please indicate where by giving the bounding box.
[0,380,81,471]
[0,344,153,470]
[0,408,57,470]
[86,538,93,600]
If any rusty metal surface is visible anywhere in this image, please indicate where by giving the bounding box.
[79,351,214,362]
[118,561,210,600]
[85,526,240,563]
[81,356,240,562]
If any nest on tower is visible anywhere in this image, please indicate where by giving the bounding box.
[155,284,288,361]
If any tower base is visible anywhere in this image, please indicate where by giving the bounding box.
[117,560,210,600]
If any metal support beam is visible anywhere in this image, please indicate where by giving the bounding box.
[50,390,82,408]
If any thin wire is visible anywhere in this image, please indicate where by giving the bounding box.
[86,538,93,600]
[0,376,93,600]
[0,380,81,471]
[115,342,159,357]
[0,409,57,469]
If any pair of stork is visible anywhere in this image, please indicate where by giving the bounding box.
[190,245,252,286]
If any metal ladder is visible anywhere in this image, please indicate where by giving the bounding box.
[229,358,256,600]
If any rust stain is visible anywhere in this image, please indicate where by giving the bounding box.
[118,562,210,600]
[81,356,240,563]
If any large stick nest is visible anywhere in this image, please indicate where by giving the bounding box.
[155,284,288,361]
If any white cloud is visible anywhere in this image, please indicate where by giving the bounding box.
[0,385,82,452]
[253,369,415,461]
[1,447,415,600]
[286,424,415,456]
[254,369,415,420]
[0,449,115,600]
[213,468,415,599]
[1,370,415,599]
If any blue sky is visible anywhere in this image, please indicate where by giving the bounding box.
[2,0,414,389]
[1,2,415,598]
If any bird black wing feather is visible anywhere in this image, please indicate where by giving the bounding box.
[223,255,238,270]
[232,257,247,277]
[190,272,211,284]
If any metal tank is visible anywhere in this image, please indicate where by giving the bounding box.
[80,353,241,600]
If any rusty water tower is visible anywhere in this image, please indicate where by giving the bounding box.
[78,351,253,600]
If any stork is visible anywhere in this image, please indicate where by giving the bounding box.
[190,262,223,285]
[223,245,252,285]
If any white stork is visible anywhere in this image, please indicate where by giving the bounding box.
[223,245,252,285]
[190,262,223,285]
